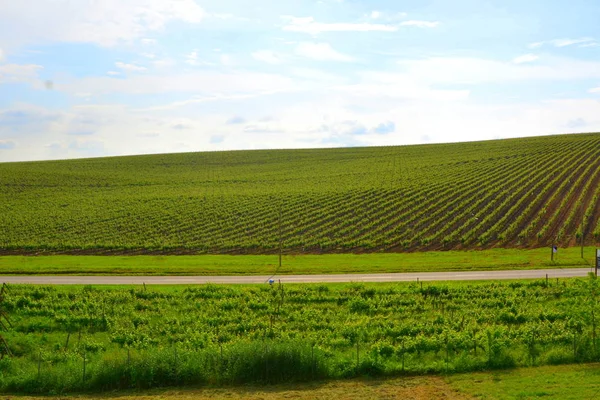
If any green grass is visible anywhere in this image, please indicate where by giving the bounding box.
[9,364,600,399]
[0,247,595,275]
[3,277,600,394]
[449,363,600,399]
[2,133,600,255]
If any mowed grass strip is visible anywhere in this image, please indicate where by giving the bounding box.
[448,363,600,400]
[0,247,594,275]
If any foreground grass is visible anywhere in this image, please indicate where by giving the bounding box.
[449,363,600,399]
[0,247,595,275]
[11,364,600,399]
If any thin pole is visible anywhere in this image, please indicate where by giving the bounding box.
[38,350,42,381]
[581,215,585,258]
[356,339,360,375]
[278,204,282,270]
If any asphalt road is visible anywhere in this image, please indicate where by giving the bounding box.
[0,267,595,285]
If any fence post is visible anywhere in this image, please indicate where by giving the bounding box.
[444,333,450,373]
[311,344,315,379]
[265,343,269,383]
[174,346,178,383]
[64,331,70,352]
[37,350,42,382]
[401,339,405,372]
[82,348,87,384]
[593,310,597,357]
[487,333,492,366]
[356,339,360,375]
[573,331,577,361]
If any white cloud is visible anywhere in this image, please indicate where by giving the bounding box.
[0,0,204,48]
[552,38,595,47]
[0,63,43,84]
[334,69,471,102]
[4,92,600,162]
[186,50,199,65]
[136,91,283,112]
[185,50,218,67]
[396,56,600,85]
[209,13,249,21]
[529,37,597,49]
[590,87,600,94]
[141,38,158,46]
[368,10,407,21]
[0,47,4,61]
[115,62,147,72]
[140,53,156,59]
[295,42,354,62]
[252,50,284,64]
[107,71,120,76]
[289,68,347,84]
[153,59,177,69]
[0,140,16,150]
[512,54,539,64]
[399,20,439,28]
[282,16,397,35]
[220,54,234,66]
[59,70,298,97]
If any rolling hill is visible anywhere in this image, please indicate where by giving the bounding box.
[1,133,599,254]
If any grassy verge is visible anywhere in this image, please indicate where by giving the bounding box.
[10,364,600,399]
[0,247,595,275]
[448,363,600,399]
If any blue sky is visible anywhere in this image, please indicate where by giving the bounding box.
[1,0,599,161]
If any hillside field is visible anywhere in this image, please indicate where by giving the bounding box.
[1,133,600,254]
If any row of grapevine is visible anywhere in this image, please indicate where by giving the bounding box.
[1,133,600,253]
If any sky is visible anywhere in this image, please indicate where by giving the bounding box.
[1,0,600,162]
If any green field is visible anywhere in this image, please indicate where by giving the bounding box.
[2,277,600,394]
[2,133,600,255]
[0,247,594,275]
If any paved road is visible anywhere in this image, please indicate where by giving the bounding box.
[0,267,594,285]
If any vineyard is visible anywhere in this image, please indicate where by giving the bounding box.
[1,133,600,254]
[1,277,600,393]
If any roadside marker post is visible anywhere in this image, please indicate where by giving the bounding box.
[596,249,599,277]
